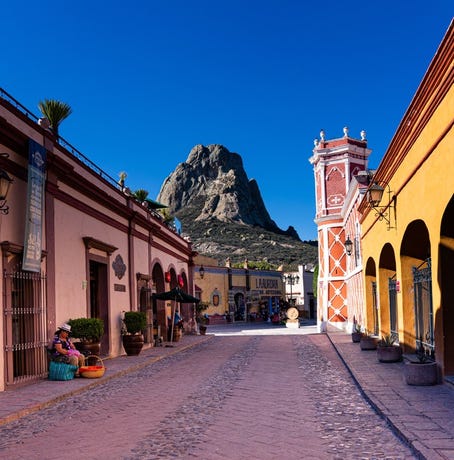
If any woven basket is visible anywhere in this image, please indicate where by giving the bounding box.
[49,361,78,381]
[79,355,105,379]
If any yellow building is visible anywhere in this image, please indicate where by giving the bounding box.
[194,257,284,322]
[359,21,453,377]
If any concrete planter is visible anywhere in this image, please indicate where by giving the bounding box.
[377,345,403,363]
[360,336,378,350]
[352,332,363,343]
[404,361,438,386]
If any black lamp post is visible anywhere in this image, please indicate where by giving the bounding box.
[282,274,299,306]
[198,265,205,279]
[366,181,395,230]
[0,153,13,214]
[345,236,353,256]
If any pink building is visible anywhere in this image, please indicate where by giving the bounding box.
[310,128,370,332]
[0,89,196,390]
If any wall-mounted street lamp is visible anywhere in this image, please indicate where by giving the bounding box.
[282,274,300,306]
[345,236,353,256]
[0,153,13,214]
[367,181,395,230]
[198,265,205,279]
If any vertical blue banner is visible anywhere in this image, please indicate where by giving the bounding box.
[22,139,46,272]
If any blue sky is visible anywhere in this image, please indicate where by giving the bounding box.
[2,1,452,240]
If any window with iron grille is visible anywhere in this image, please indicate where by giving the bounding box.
[388,277,398,342]
[412,258,434,358]
[4,258,48,386]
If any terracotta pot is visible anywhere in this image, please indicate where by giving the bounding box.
[122,334,144,356]
[360,336,378,350]
[351,332,362,343]
[404,361,438,386]
[75,340,101,357]
[377,345,402,363]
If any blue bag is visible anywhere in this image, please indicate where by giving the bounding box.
[48,360,77,381]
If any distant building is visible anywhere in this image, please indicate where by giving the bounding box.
[282,265,316,319]
[194,257,283,322]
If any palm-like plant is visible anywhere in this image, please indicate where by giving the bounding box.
[133,189,149,202]
[37,99,72,138]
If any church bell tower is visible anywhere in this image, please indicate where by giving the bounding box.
[309,127,371,330]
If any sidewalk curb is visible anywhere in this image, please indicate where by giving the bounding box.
[326,332,426,460]
[0,335,214,427]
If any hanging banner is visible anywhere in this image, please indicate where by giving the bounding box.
[23,139,46,272]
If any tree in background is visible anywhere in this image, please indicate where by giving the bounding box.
[312,264,319,298]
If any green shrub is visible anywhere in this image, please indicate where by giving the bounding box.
[68,318,104,342]
[123,311,147,334]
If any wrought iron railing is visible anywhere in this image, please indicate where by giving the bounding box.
[4,265,48,385]
[0,87,173,226]
[413,258,434,358]
[388,277,398,342]
[371,281,379,336]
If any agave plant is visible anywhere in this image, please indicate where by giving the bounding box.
[37,99,72,138]
[378,334,397,347]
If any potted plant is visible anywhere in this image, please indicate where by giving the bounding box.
[377,334,403,362]
[122,311,147,356]
[68,317,104,355]
[196,301,209,335]
[404,344,438,386]
[360,331,379,350]
[351,323,363,343]
[198,316,208,335]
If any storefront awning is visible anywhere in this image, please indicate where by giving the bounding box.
[145,198,167,209]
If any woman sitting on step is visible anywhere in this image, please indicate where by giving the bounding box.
[49,323,85,376]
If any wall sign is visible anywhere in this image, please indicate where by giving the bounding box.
[112,254,126,279]
[23,139,46,272]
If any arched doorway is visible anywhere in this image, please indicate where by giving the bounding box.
[400,220,432,355]
[364,257,377,334]
[152,263,165,342]
[440,195,454,375]
[378,244,397,340]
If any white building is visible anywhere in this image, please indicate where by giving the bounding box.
[282,265,316,319]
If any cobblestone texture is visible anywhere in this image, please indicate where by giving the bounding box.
[0,334,416,459]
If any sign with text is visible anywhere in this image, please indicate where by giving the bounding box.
[22,139,46,272]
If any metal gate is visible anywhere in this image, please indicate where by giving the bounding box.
[388,277,398,342]
[412,258,434,358]
[4,265,48,386]
[371,281,379,336]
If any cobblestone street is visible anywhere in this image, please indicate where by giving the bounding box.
[0,332,416,460]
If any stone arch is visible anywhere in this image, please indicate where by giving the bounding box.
[364,257,377,333]
[400,220,431,352]
[378,244,397,338]
[167,266,178,288]
[151,262,166,337]
[440,195,454,375]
